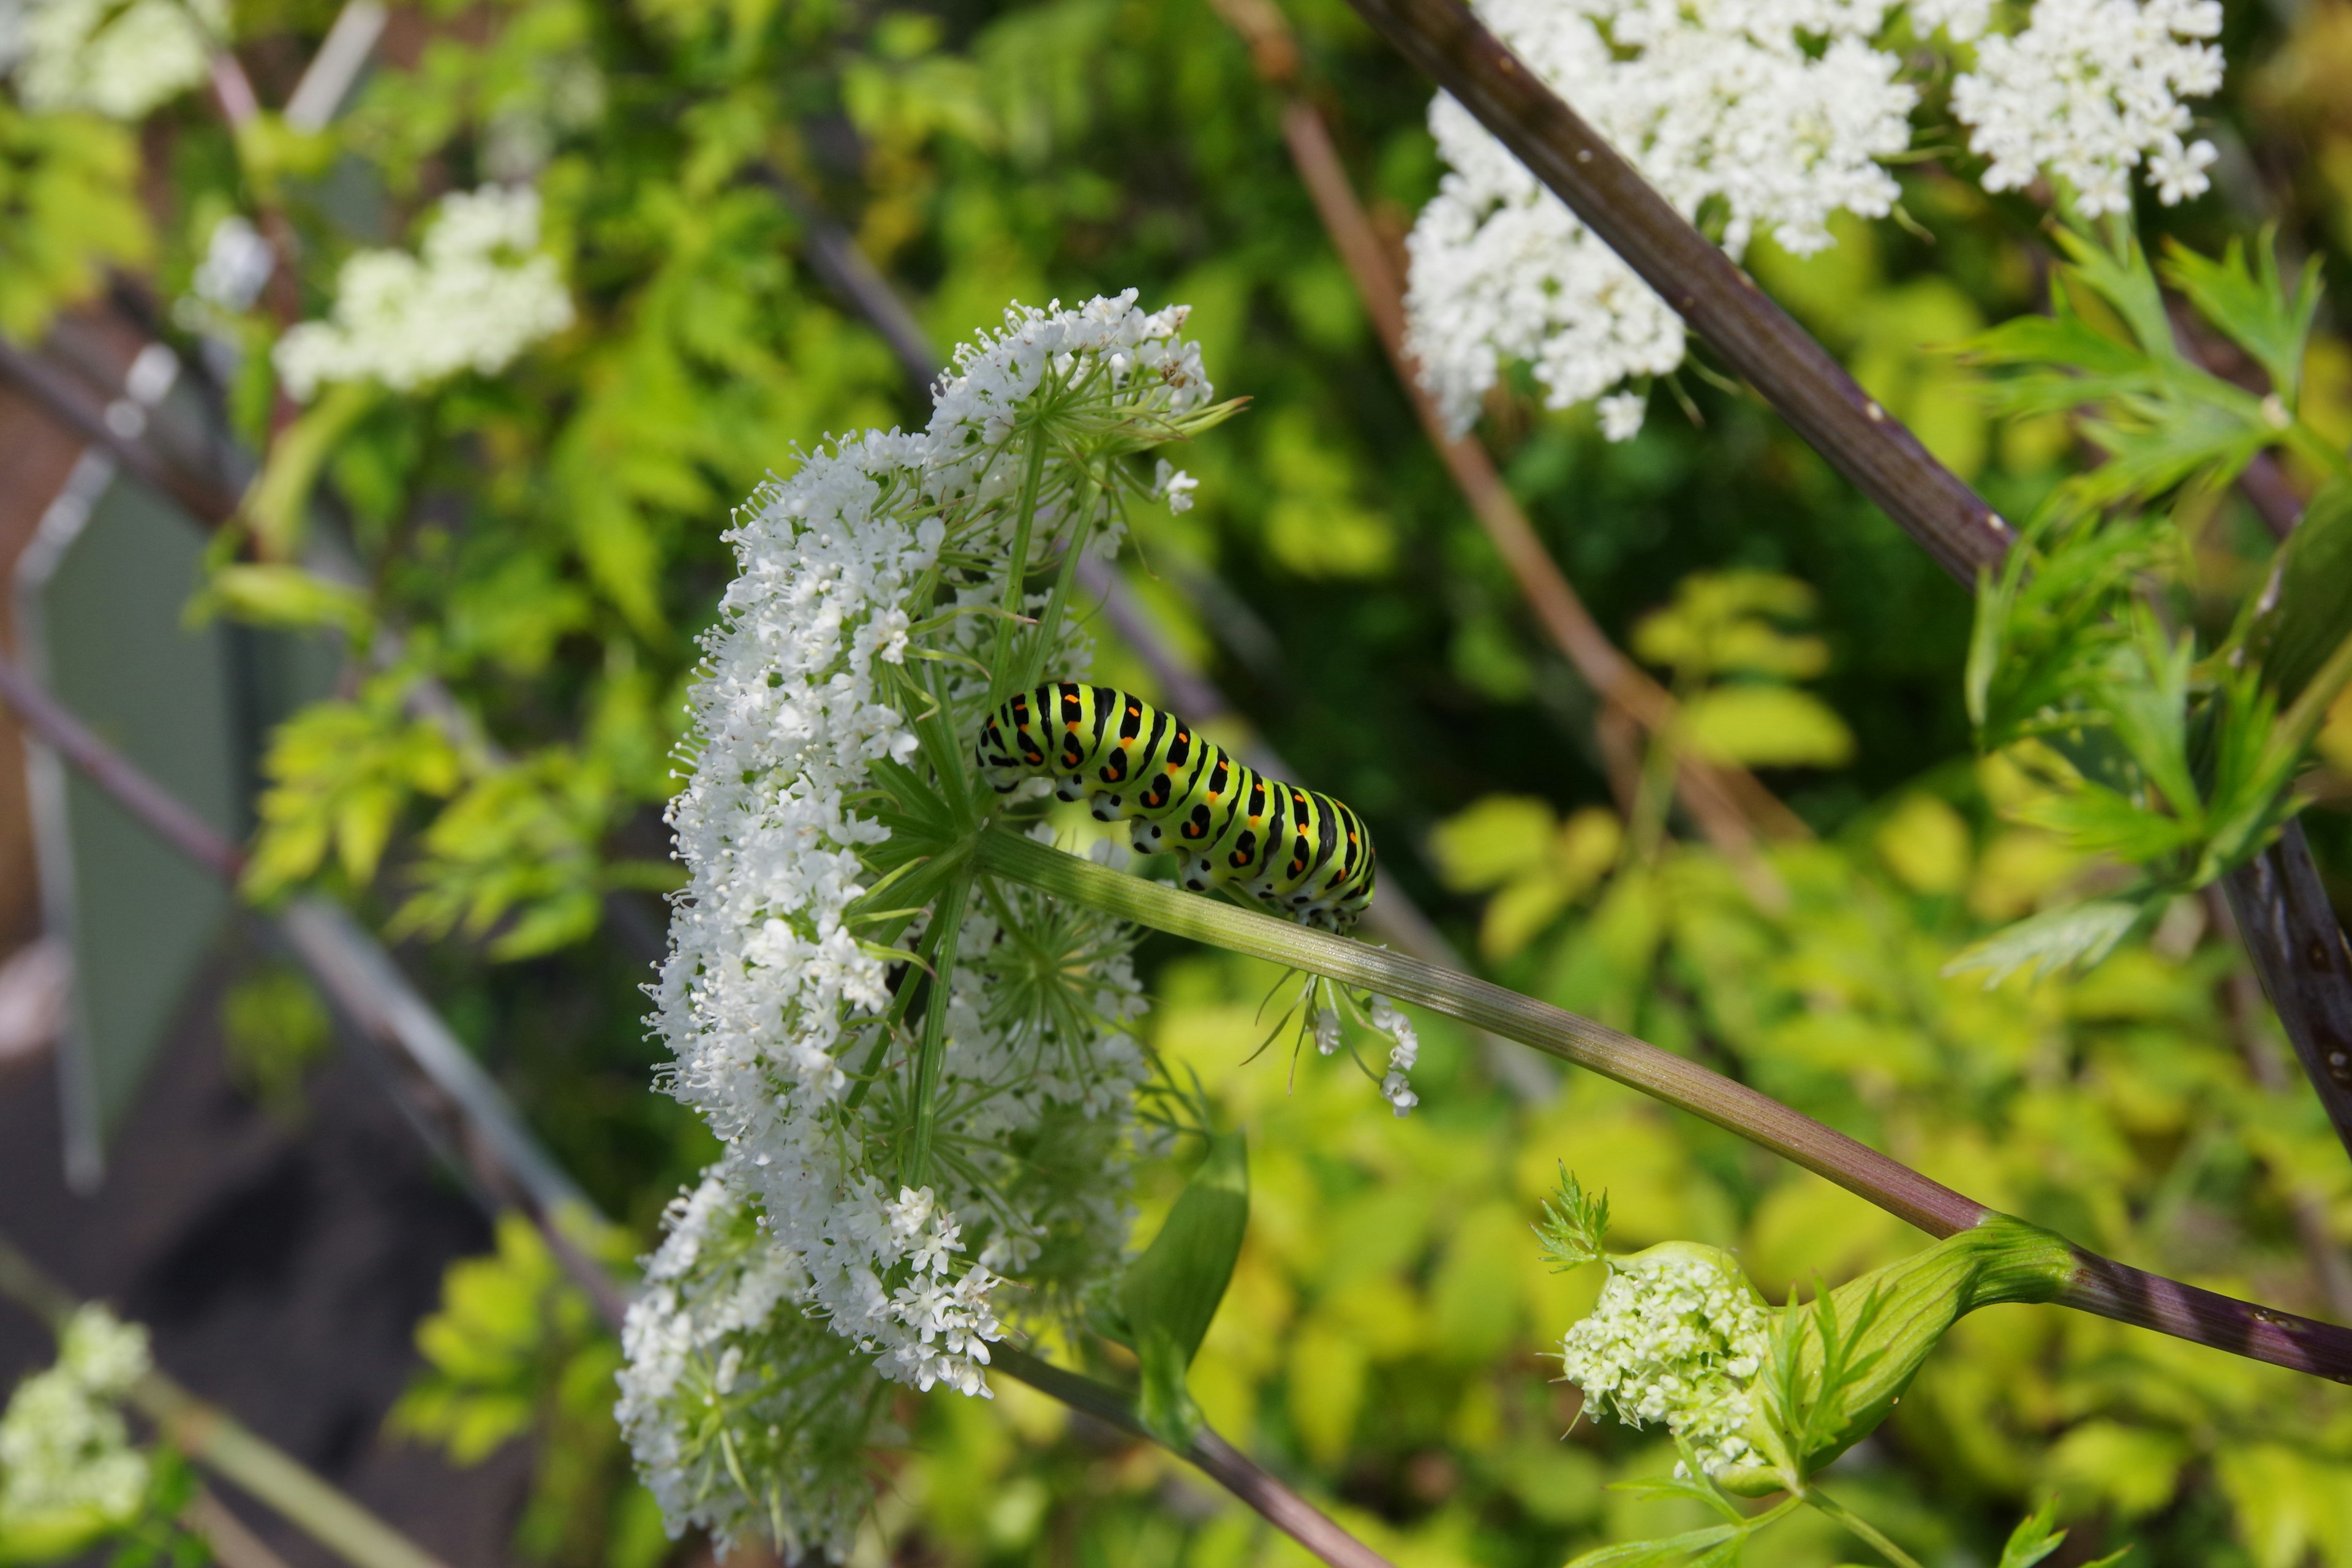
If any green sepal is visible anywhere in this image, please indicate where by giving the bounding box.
[1719,1216,2078,1498]
[1117,1130,1248,1450]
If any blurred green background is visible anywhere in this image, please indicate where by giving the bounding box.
[9,0,2352,1562]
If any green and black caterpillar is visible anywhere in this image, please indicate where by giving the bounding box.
[976,683,1377,933]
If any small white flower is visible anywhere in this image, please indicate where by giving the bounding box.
[1152,459,1200,514]
[273,186,574,401]
[190,215,275,315]
[1596,390,1648,443]
[1314,1005,1342,1057]
[1370,995,1421,1115]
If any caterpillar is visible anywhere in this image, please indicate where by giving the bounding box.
[975,683,1377,933]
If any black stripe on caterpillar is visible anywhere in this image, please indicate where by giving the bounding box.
[974,683,1377,933]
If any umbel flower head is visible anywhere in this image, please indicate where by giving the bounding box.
[1561,1242,1774,1476]
[1407,0,2225,439]
[0,1305,154,1547]
[1555,1205,2079,1494]
[628,293,1232,1555]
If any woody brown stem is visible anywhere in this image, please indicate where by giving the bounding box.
[1335,0,2352,1169]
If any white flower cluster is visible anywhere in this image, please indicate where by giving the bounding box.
[616,1178,900,1561]
[2,0,226,119]
[1407,0,2224,437]
[632,293,1210,1556]
[273,185,574,401]
[1407,0,1915,439]
[1951,0,2223,215]
[1560,1242,1770,1476]
[0,1306,153,1531]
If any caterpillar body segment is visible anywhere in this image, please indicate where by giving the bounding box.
[974,683,1377,932]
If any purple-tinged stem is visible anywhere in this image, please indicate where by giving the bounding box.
[980,828,2352,1382]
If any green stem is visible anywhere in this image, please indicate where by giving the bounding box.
[984,435,1054,709]
[1801,1487,1926,1568]
[976,825,1982,1236]
[990,1345,1395,1568]
[0,1232,446,1568]
[976,826,2352,1385]
[1014,468,1101,697]
[901,868,977,1189]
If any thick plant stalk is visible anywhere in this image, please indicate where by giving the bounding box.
[2223,820,2352,1164]
[1334,0,2352,1166]
[0,1233,448,1568]
[2206,885,2352,1321]
[1335,0,2008,580]
[978,826,2352,1381]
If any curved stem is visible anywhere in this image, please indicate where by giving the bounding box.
[1802,1487,1925,1568]
[902,869,977,1189]
[978,827,2352,1384]
[990,1344,1396,1568]
[981,826,1982,1235]
[985,437,1053,707]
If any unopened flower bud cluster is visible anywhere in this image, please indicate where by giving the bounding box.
[630,294,1211,1555]
[1408,0,2224,440]
[0,1306,154,1532]
[1559,1242,1770,1476]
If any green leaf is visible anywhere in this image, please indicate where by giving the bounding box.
[1119,1129,1248,1450]
[1942,899,2146,987]
[196,564,371,635]
[2053,226,2176,363]
[244,382,380,559]
[2161,232,2322,405]
[0,104,151,342]
[2250,477,2352,706]
[1536,1166,1611,1270]
[1565,1524,1746,1568]
[1430,796,1559,892]
[1995,1499,2067,1568]
[1680,685,1855,769]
